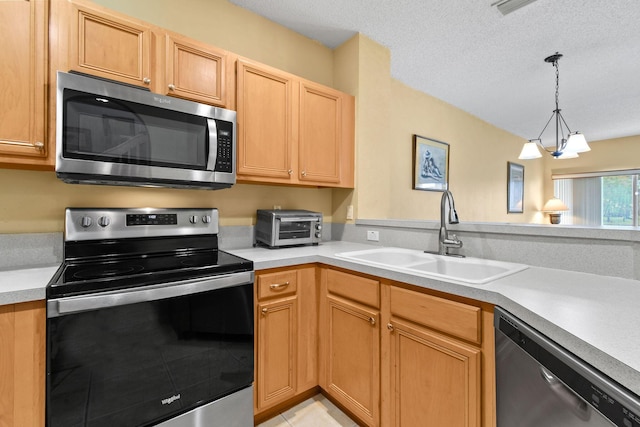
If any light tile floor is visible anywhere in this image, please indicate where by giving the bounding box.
[258,394,360,427]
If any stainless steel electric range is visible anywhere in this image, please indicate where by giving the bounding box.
[46,208,254,427]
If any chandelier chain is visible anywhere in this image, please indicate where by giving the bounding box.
[554,59,560,109]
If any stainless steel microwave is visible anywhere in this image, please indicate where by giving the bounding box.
[55,71,236,190]
[255,210,323,248]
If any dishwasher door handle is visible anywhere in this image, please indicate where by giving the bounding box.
[539,366,592,422]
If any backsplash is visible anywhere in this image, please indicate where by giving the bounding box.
[1,221,637,280]
[0,233,63,270]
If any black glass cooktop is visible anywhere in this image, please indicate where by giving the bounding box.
[48,249,253,299]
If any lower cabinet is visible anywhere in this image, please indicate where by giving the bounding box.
[0,300,46,427]
[383,285,493,427]
[387,319,481,427]
[254,266,318,418]
[257,295,298,408]
[255,264,496,427]
[320,268,381,427]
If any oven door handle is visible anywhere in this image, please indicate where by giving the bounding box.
[278,217,319,223]
[47,271,254,318]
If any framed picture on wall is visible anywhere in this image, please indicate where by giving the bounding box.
[413,135,449,191]
[507,161,524,213]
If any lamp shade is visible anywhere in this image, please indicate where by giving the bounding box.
[564,132,590,153]
[519,141,542,159]
[542,197,569,212]
[555,150,579,159]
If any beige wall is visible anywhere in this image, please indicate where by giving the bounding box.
[0,170,333,232]
[348,35,545,224]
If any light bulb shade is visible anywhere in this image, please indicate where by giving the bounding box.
[564,132,590,153]
[542,197,569,212]
[555,150,579,159]
[518,141,542,159]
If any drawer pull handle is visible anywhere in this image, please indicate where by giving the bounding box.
[261,308,268,315]
[369,317,376,326]
[269,281,290,290]
[387,323,394,331]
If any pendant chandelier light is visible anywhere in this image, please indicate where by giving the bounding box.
[519,53,590,160]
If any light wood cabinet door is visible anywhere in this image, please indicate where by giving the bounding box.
[387,318,481,427]
[0,0,49,167]
[164,32,227,107]
[236,58,355,188]
[0,301,46,427]
[323,295,380,426]
[68,0,153,88]
[256,296,298,410]
[298,81,342,184]
[237,59,295,181]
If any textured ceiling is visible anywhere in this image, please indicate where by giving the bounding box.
[229,0,640,145]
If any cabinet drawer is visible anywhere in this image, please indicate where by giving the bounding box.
[325,269,379,308]
[390,286,481,344]
[258,270,298,299]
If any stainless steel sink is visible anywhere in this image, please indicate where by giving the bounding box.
[335,247,528,284]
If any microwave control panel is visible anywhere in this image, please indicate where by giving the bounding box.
[215,120,233,173]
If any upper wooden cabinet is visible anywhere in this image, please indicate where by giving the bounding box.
[237,58,355,188]
[299,81,343,185]
[237,59,295,181]
[67,0,154,89]
[59,0,230,108]
[162,32,227,107]
[0,0,50,168]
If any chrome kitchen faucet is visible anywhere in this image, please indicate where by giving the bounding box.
[430,190,463,256]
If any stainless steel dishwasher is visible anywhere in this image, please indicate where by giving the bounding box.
[495,307,640,427]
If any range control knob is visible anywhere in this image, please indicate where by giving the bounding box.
[202,215,212,224]
[189,215,198,224]
[98,216,111,227]
[81,216,93,228]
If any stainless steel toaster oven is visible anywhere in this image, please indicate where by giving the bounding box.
[255,210,323,248]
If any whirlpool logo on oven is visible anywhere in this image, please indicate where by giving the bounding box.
[161,394,181,405]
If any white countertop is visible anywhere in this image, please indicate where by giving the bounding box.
[0,264,59,305]
[1,241,639,397]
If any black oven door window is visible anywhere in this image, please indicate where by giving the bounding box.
[277,221,312,240]
[46,283,253,427]
[63,89,208,170]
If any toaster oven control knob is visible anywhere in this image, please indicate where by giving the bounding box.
[202,215,211,224]
[315,224,322,231]
[189,215,199,224]
[98,216,111,227]
[315,232,322,238]
[81,216,93,228]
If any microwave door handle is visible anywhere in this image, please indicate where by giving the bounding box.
[206,118,218,171]
[278,217,319,223]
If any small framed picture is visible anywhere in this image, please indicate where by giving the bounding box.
[413,135,449,191]
[507,162,524,213]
